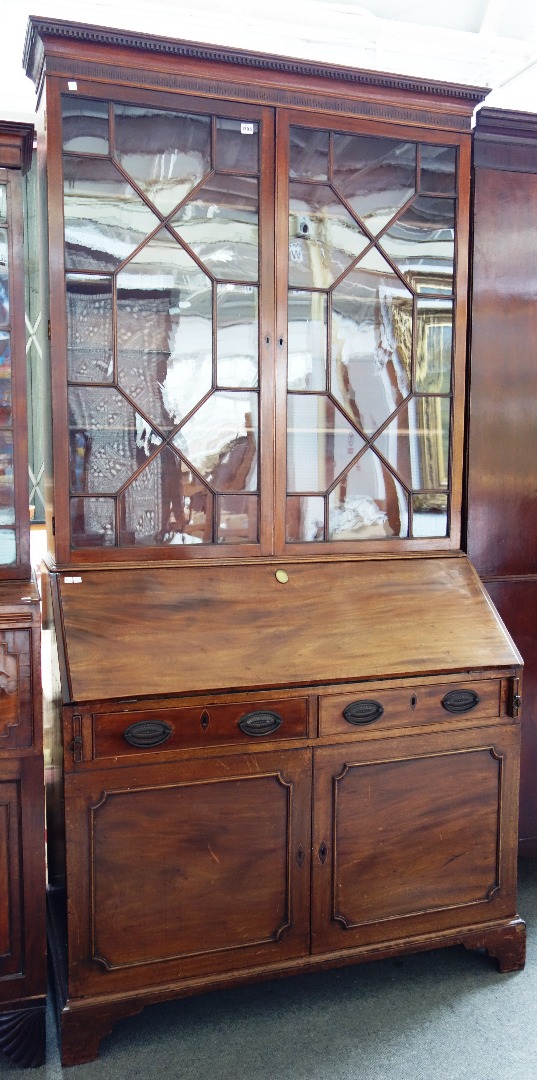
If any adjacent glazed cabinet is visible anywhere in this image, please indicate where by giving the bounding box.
[0,123,46,1068]
[24,17,526,1067]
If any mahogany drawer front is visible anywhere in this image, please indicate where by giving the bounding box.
[319,680,503,737]
[90,697,309,760]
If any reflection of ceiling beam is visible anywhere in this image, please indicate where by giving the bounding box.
[479,0,507,37]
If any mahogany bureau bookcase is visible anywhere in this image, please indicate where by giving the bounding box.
[24,17,526,1067]
[0,122,46,1068]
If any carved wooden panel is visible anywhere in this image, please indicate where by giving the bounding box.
[312,725,519,953]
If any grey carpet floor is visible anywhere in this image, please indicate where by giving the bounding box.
[3,858,537,1079]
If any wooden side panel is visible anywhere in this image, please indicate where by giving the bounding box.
[467,166,537,578]
[65,749,312,996]
[484,579,537,847]
[312,725,520,953]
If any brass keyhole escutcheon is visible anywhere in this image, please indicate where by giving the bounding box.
[275,569,289,584]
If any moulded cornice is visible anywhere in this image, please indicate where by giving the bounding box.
[0,121,35,171]
[474,106,537,144]
[23,15,489,107]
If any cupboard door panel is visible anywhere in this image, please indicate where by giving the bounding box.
[312,726,519,953]
[0,775,22,980]
[66,749,311,994]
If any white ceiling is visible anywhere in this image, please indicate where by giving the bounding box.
[2,0,537,122]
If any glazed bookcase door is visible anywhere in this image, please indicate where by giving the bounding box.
[0,165,30,578]
[48,82,275,562]
[276,111,470,555]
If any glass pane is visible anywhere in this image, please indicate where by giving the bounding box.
[331,252,412,435]
[175,391,258,493]
[70,497,116,547]
[288,291,327,391]
[215,118,258,173]
[0,433,14,523]
[0,529,16,565]
[218,494,258,543]
[172,174,258,282]
[420,145,457,195]
[328,451,408,539]
[289,182,369,289]
[68,386,162,494]
[62,97,109,154]
[63,156,160,271]
[286,495,325,541]
[332,134,416,235]
[217,284,258,388]
[287,394,365,492]
[378,197,455,294]
[114,106,211,217]
[289,127,329,181]
[0,230,9,325]
[119,445,211,546]
[416,298,452,393]
[0,185,6,222]
[0,333,11,426]
[117,229,213,434]
[66,275,113,382]
[373,396,450,490]
[412,493,448,537]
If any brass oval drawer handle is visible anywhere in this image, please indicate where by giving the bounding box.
[124,720,173,747]
[441,689,480,714]
[238,710,283,737]
[343,700,384,725]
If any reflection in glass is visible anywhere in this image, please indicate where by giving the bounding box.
[0,432,14,522]
[66,276,113,382]
[63,156,160,271]
[114,106,211,217]
[218,494,258,543]
[331,250,412,435]
[416,298,452,394]
[287,394,365,492]
[289,127,329,181]
[332,133,416,235]
[286,495,325,541]
[0,185,6,222]
[62,97,109,154]
[0,230,9,325]
[420,145,456,195]
[328,450,408,539]
[68,386,162,494]
[378,197,455,294]
[412,493,448,537]
[217,284,258,388]
[288,290,327,391]
[119,445,210,546]
[289,182,369,289]
[0,333,11,426]
[0,529,16,564]
[117,229,213,433]
[215,118,258,174]
[373,396,450,490]
[176,391,258,493]
[70,497,116,547]
[172,174,258,282]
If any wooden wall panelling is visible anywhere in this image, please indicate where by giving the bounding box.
[467,106,537,851]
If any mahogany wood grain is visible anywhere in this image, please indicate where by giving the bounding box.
[52,557,520,703]
[467,166,537,578]
[483,578,537,850]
